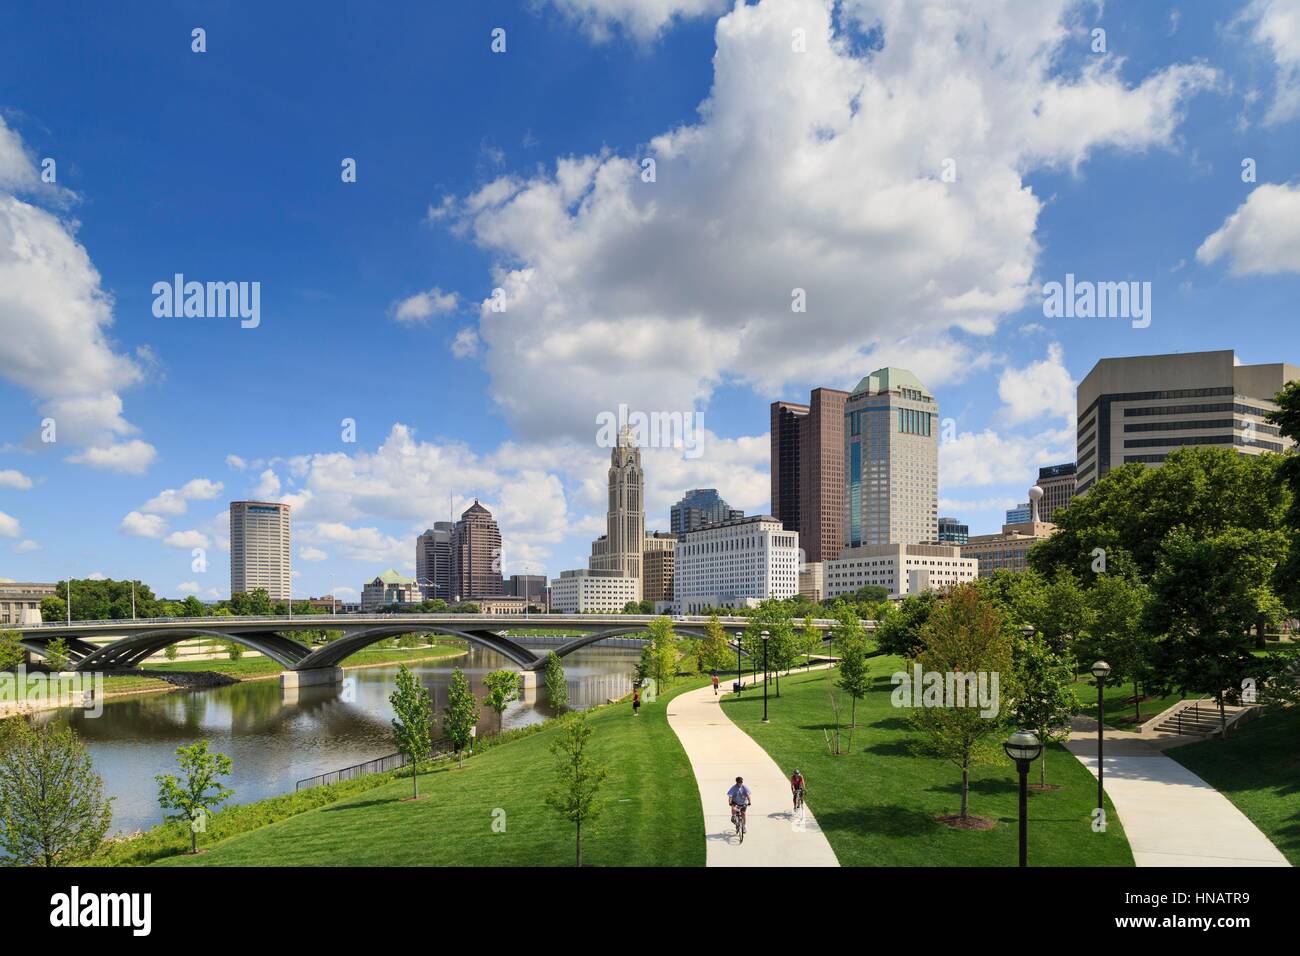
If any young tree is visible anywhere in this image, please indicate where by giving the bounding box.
[389,664,434,798]
[483,669,521,720]
[639,617,678,693]
[836,629,872,752]
[43,636,70,672]
[0,718,113,865]
[1088,574,1157,723]
[155,740,234,854]
[874,592,936,658]
[544,711,608,867]
[743,604,796,696]
[225,639,244,661]
[543,652,569,710]
[442,668,479,768]
[0,630,25,672]
[698,615,733,672]
[909,585,1014,821]
[1012,632,1078,786]
[801,614,822,669]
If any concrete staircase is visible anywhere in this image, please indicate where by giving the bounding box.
[1145,698,1261,740]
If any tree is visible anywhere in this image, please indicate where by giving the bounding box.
[224,639,244,661]
[835,627,871,752]
[0,718,113,865]
[743,604,796,696]
[43,636,70,672]
[544,652,569,710]
[1147,527,1286,735]
[1087,574,1157,723]
[155,740,234,854]
[1267,380,1300,615]
[639,617,678,694]
[0,630,24,672]
[1012,632,1078,786]
[389,664,434,799]
[441,668,479,768]
[800,614,822,669]
[698,615,733,672]
[544,711,608,867]
[909,585,1014,821]
[483,669,521,720]
[874,591,937,657]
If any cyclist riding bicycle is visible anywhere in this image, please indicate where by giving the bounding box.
[727,776,752,833]
[790,768,806,810]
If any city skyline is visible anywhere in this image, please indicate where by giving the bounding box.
[3,2,1300,603]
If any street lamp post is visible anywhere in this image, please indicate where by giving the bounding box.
[761,629,770,723]
[1003,729,1043,867]
[735,635,742,695]
[1092,660,1112,817]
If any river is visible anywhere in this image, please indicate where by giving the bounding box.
[34,644,640,836]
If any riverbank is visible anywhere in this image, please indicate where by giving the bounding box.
[90,675,709,867]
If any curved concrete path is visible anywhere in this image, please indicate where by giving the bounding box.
[666,681,839,867]
[1065,717,1290,867]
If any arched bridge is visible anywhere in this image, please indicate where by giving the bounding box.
[10,613,853,683]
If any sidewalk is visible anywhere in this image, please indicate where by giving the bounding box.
[666,680,839,867]
[1064,717,1290,867]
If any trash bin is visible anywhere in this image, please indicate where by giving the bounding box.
[732,681,742,693]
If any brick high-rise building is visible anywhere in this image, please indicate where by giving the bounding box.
[769,387,848,563]
[451,500,504,601]
[416,522,454,601]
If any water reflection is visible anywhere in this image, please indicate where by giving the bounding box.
[34,645,637,836]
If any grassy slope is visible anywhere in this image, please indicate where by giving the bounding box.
[144,642,465,678]
[156,678,707,867]
[722,661,1134,867]
[1167,707,1300,866]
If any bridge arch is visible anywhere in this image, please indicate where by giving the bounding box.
[295,625,541,670]
[75,629,311,671]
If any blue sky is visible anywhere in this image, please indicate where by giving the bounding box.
[1,0,1298,603]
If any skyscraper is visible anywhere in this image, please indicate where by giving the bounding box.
[1076,349,1298,494]
[589,425,644,596]
[937,516,969,545]
[230,501,291,600]
[451,500,505,601]
[415,522,455,601]
[844,368,938,548]
[768,386,848,563]
[669,488,742,533]
[1036,463,1077,522]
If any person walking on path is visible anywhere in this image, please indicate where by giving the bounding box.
[632,688,641,716]
[711,674,720,696]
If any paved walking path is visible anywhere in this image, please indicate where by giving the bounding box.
[1064,717,1289,867]
[666,680,839,867]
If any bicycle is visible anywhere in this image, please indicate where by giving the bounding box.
[730,804,747,843]
[793,787,805,813]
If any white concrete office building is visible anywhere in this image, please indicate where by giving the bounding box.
[825,544,977,599]
[673,515,800,614]
[230,501,291,600]
[549,569,640,614]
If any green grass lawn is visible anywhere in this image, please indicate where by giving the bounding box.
[153,677,707,867]
[1167,707,1300,866]
[722,661,1133,867]
[99,674,176,694]
[144,642,466,678]
[1072,677,1184,729]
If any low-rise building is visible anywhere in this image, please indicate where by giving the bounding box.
[0,581,56,625]
[798,562,825,602]
[360,570,422,610]
[825,544,977,599]
[549,569,640,614]
[673,515,800,614]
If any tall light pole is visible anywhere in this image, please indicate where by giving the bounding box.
[761,629,770,723]
[131,580,136,620]
[1004,730,1043,867]
[735,632,742,695]
[1092,660,1112,817]
[66,575,71,625]
[330,573,336,614]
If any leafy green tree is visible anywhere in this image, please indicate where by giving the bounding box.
[1147,527,1286,735]
[874,591,936,657]
[389,664,434,798]
[43,636,70,672]
[639,617,678,693]
[0,630,24,672]
[544,652,569,710]
[1012,632,1078,786]
[800,614,822,669]
[544,711,608,867]
[698,615,733,672]
[743,603,797,696]
[1267,379,1300,615]
[40,596,66,624]
[836,627,872,751]
[155,740,234,854]
[180,595,207,618]
[909,585,1014,820]
[0,718,113,866]
[224,639,244,661]
[164,642,180,661]
[483,669,521,719]
[1087,573,1157,722]
[442,668,479,768]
